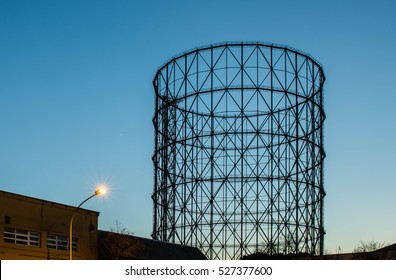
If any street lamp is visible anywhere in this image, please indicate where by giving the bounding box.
[69,187,106,260]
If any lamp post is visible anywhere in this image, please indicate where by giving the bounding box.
[69,187,106,260]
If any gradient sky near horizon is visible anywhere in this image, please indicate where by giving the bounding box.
[1,0,395,253]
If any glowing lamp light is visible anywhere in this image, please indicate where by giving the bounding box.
[95,187,107,195]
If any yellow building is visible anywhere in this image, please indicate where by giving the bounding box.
[0,190,99,260]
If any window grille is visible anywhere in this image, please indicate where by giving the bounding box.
[4,227,40,247]
[47,234,77,251]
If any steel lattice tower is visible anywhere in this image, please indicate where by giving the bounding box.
[152,42,326,260]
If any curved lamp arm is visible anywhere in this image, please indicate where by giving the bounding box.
[69,188,105,260]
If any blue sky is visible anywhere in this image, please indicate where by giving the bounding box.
[1,0,395,253]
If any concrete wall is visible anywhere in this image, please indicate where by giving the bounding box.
[0,190,99,260]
